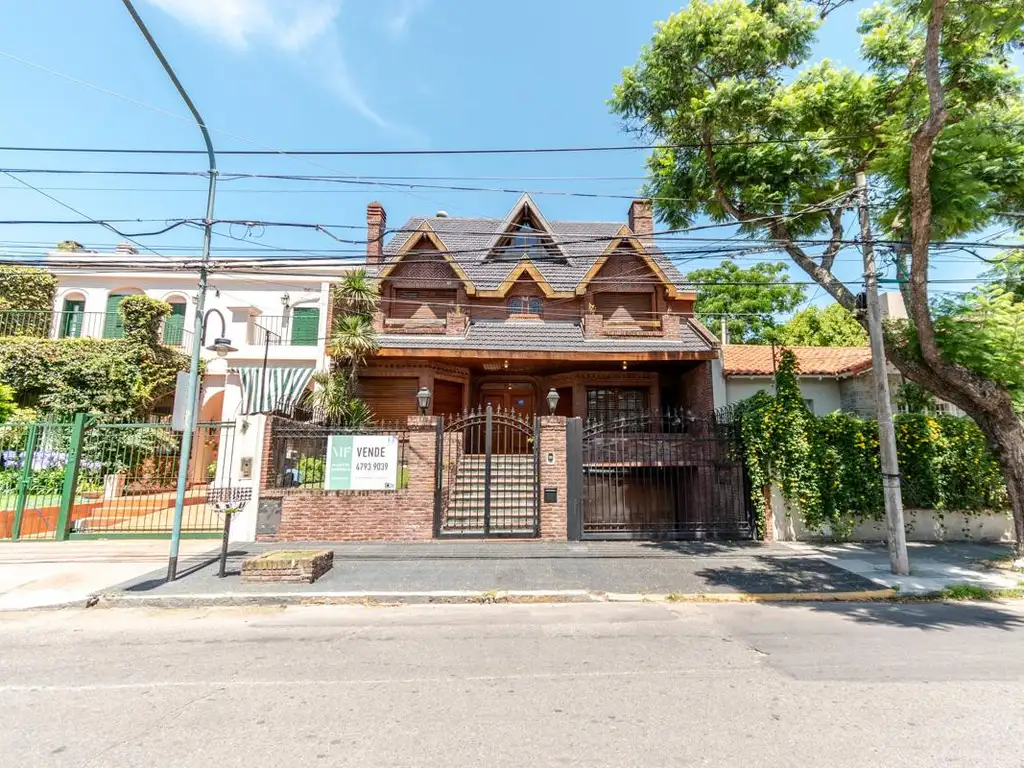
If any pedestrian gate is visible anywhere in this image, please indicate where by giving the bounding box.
[435,406,540,537]
[567,411,753,540]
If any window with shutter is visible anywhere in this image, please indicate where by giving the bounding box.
[59,299,85,338]
[163,302,186,345]
[103,294,126,338]
[593,292,653,323]
[290,307,320,346]
[357,377,419,424]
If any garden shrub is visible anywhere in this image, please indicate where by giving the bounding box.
[736,349,1008,535]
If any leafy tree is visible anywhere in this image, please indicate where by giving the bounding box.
[612,0,1024,550]
[689,260,805,343]
[777,303,867,346]
[301,370,375,427]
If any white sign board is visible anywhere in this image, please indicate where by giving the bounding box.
[325,435,399,491]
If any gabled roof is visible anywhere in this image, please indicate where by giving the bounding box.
[482,192,569,263]
[375,221,476,293]
[378,202,688,294]
[575,227,683,299]
[723,345,873,377]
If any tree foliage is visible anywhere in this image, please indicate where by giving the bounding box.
[301,370,375,428]
[612,0,1024,549]
[689,260,804,343]
[777,303,867,346]
[322,270,380,421]
[0,266,58,313]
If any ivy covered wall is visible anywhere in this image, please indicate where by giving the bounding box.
[0,295,190,419]
[736,350,1008,538]
[0,266,58,312]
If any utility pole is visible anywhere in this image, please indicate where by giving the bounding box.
[856,171,909,576]
[121,0,217,581]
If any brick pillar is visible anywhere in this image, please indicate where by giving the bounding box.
[681,361,715,416]
[661,313,681,338]
[445,311,467,335]
[583,313,603,339]
[538,416,568,540]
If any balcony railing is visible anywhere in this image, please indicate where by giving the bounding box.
[0,310,193,349]
[251,315,319,347]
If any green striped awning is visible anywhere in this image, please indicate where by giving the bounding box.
[235,366,314,415]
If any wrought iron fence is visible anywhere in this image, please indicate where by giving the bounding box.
[578,409,753,539]
[0,417,237,539]
[0,309,195,348]
[267,416,409,491]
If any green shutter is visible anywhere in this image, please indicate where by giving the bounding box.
[163,302,186,345]
[290,308,320,346]
[103,294,126,339]
[59,299,85,338]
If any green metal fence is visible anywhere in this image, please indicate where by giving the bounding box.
[0,416,236,540]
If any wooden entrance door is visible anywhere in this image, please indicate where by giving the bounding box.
[478,384,535,454]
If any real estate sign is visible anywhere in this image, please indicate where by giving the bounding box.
[325,435,399,491]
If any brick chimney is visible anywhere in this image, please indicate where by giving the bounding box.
[628,199,654,248]
[366,201,387,264]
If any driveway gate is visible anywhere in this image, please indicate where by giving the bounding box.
[435,406,540,537]
[568,411,753,540]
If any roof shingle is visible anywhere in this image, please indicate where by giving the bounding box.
[723,345,873,377]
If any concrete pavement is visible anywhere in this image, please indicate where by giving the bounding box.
[0,540,215,611]
[3,601,1024,766]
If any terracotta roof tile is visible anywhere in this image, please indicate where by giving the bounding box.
[723,345,873,377]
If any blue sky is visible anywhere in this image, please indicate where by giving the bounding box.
[0,0,998,303]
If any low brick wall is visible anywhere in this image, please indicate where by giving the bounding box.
[269,489,434,542]
[259,415,438,543]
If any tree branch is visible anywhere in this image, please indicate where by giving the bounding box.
[906,0,948,368]
[820,206,846,272]
[702,130,750,221]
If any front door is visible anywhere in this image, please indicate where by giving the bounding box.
[478,384,535,454]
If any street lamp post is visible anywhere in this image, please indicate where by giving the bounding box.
[121,0,218,581]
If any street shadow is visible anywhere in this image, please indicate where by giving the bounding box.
[638,540,778,557]
[787,600,1024,631]
[121,550,249,592]
[695,556,1024,631]
[694,556,878,593]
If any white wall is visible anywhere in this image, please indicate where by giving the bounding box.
[771,488,1015,543]
[725,376,844,416]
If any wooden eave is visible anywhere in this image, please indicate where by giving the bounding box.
[376,222,477,295]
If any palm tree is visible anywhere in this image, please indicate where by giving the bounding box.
[333,269,379,316]
[302,370,350,424]
[302,371,377,426]
[328,314,379,383]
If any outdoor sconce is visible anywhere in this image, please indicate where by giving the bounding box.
[546,388,560,415]
[281,292,291,308]
[416,386,431,415]
[201,309,237,357]
[622,361,628,370]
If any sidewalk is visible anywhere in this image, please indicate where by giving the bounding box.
[0,539,215,611]
[3,539,1021,611]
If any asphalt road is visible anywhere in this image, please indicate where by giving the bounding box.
[3,600,1024,767]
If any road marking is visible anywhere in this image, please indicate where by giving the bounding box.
[0,668,700,693]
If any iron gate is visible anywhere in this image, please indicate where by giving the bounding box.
[569,410,753,540]
[435,406,540,537]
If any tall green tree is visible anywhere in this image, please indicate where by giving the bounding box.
[324,270,380,417]
[777,303,868,346]
[612,0,1024,548]
[689,260,805,343]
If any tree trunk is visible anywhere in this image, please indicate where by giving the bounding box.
[973,406,1024,555]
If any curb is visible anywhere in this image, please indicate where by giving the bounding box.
[90,587,898,609]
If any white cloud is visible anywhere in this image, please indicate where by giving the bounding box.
[385,0,428,40]
[144,0,341,51]
[144,0,410,134]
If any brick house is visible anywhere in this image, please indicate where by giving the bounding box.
[357,194,720,424]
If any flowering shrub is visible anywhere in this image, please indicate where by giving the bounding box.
[0,450,103,497]
[736,349,1009,536]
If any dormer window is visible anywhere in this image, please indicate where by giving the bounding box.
[508,296,542,316]
[511,224,541,252]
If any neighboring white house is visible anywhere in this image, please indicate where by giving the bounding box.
[32,245,356,541]
[713,343,965,418]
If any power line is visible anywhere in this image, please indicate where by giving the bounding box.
[0,135,878,157]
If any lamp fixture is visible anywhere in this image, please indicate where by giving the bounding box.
[546,388,560,415]
[200,309,236,357]
[416,386,431,415]
[622,361,628,370]
[281,292,291,308]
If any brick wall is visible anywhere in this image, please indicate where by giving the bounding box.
[263,416,439,542]
[681,361,715,415]
[538,416,568,539]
